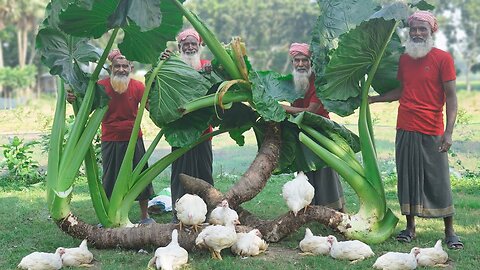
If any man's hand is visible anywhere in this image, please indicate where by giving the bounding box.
[66,90,76,104]
[160,49,172,61]
[439,132,453,152]
[200,63,212,74]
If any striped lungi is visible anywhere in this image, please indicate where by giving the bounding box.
[101,138,154,201]
[395,129,454,218]
[306,167,345,211]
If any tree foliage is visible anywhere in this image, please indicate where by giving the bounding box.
[185,0,319,72]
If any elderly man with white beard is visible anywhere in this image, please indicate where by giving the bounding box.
[67,49,155,225]
[282,43,345,212]
[161,28,214,223]
[370,11,462,249]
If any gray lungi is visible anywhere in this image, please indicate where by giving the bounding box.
[395,129,454,218]
[306,167,345,211]
[171,140,213,212]
[101,138,154,201]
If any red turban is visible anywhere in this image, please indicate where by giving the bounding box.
[177,28,202,44]
[107,49,125,62]
[289,43,311,57]
[408,11,438,33]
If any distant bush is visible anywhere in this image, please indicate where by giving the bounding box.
[0,136,44,189]
[457,80,480,91]
[0,65,37,90]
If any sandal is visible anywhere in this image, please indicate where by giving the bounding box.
[396,229,415,243]
[445,235,464,250]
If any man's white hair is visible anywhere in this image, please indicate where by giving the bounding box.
[405,32,434,59]
[110,74,131,94]
[292,67,312,95]
[180,50,202,70]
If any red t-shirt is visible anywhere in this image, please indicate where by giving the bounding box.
[100,78,144,141]
[292,75,330,118]
[396,48,456,135]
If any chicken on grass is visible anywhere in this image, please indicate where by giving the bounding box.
[175,193,207,232]
[282,171,314,216]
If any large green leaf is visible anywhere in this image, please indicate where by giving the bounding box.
[36,27,99,95]
[317,18,398,115]
[109,0,162,30]
[311,0,379,91]
[215,103,259,146]
[58,0,185,63]
[148,55,212,127]
[249,70,299,122]
[163,109,214,147]
[371,33,403,94]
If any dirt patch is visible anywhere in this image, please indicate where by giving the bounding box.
[256,243,301,263]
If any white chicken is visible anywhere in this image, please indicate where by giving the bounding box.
[147,229,188,270]
[18,247,65,270]
[327,235,374,263]
[416,239,449,267]
[299,228,331,255]
[195,217,239,260]
[282,171,314,216]
[61,239,94,267]
[175,193,207,232]
[372,247,420,270]
[209,199,239,226]
[231,229,268,257]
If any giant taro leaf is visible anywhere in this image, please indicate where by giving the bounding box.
[214,103,259,146]
[148,55,212,127]
[163,108,214,148]
[36,28,101,96]
[311,0,379,91]
[58,0,184,64]
[249,70,299,123]
[317,18,399,116]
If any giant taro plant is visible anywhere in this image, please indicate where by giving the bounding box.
[36,0,421,248]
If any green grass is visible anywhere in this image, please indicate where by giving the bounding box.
[1,168,479,269]
[1,90,480,269]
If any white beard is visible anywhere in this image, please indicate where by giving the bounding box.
[110,75,131,94]
[180,51,202,70]
[405,34,434,59]
[292,68,312,96]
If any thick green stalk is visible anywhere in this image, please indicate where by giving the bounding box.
[171,0,243,79]
[299,132,384,218]
[108,60,165,224]
[46,79,67,218]
[49,29,119,220]
[299,124,365,178]
[56,28,119,193]
[357,22,399,214]
[119,129,227,217]
[71,103,111,226]
[346,209,399,244]
[131,130,164,182]
[62,107,107,182]
[181,90,252,115]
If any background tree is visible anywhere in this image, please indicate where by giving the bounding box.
[186,0,318,72]
[436,0,480,91]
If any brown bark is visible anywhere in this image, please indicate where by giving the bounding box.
[56,121,346,250]
[225,122,281,208]
[57,213,198,250]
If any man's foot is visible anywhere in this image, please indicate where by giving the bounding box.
[139,218,156,225]
[445,235,464,250]
[396,229,416,243]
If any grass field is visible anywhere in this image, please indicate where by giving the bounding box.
[1,89,480,269]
